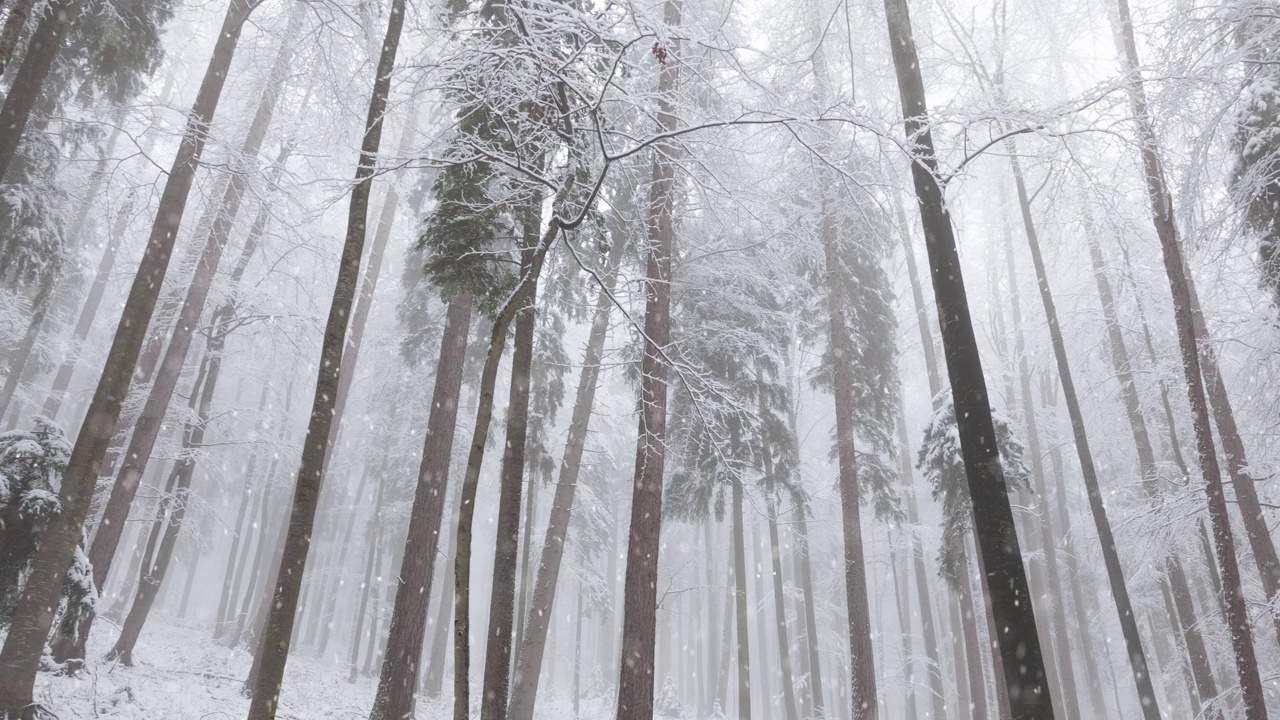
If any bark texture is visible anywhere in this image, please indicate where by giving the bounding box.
[0,0,253,711]
[613,2,681,717]
[1110,0,1267,715]
[881,0,1052,714]
[369,295,472,720]
[245,0,406,711]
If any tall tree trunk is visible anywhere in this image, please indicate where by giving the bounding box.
[0,272,56,419]
[1008,146,1158,718]
[308,98,421,640]
[0,0,84,182]
[478,205,545,720]
[880,0,1052,715]
[0,0,255,710]
[895,206,948,720]
[790,490,824,720]
[731,473,752,720]
[107,323,224,663]
[347,448,392,680]
[613,2,680,717]
[83,7,299,659]
[765,492,799,720]
[245,0,406,711]
[369,295,472,719]
[1182,266,1280,645]
[508,224,627,720]
[1109,0,1268,715]
[0,0,37,76]
[1082,226,1220,712]
[806,13,877,717]
[452,215,563,720]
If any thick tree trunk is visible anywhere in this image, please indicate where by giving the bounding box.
[0,0,84,182]
[508,226,626,720]
[1110,0,1267,715]
[731,473,752,720]
[0,0,254,710]
[245,0,406,711]
[0,0,37,75]
[368,295,472,719]
[881,1,1052,715]
[613,3,680,717]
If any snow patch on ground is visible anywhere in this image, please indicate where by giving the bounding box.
[25,616,416,719]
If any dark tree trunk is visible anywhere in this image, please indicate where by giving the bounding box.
[0,0,84,182]
[613,2,680,716]
[452,216,562,720]
[1110,0,1268,715]
[84,3,299,640]
[478,217,545,720]
[0,0,255,710]
[508,225,627,720]
[880,0,1052,715]
[369,295,472,720]
[1082,227,1220,712]
[0,0,37,75]
[107,328,223,663]
[1182,268,1280,645]
[1008,146,1157,718]
[245,0,406,711]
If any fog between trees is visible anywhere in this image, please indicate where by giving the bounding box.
[0,0,1279,718]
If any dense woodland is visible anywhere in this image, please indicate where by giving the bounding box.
[0,0,1277,717]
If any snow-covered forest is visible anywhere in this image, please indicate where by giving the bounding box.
[0,0,1278,717]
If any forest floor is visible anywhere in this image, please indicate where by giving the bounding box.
[23,617,418,719]
[22,615,615,719]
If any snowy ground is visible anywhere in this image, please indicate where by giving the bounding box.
[23,615,617,719]
[25,617,410,720]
